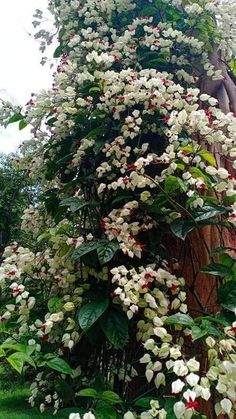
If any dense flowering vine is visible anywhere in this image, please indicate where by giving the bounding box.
[0,0,235,418]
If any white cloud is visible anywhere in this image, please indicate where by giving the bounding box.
[0,0,54,153]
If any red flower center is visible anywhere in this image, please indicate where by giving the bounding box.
[185,398,200,410]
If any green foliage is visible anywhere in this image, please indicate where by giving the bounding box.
[78,299,109,330]
[46,358,72,375]
[100,308,129,349]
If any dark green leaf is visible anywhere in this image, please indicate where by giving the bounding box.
[200,263,234,277]
[96,401,117,419]
[59,197,97,213]
[170,218,195,240]
[97,241,120,265]
[72,241,102,261]
[53,45,64,58]
[100,391,122,405]
[134,397,159,408]
[8,113,24,124]
[218,280,236,312]
[194,204,226,222]
[78,299,109,330]
[100,309,129,349]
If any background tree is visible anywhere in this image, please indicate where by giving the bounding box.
[0,153,37,249]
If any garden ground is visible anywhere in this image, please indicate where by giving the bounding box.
[0,387,79,418]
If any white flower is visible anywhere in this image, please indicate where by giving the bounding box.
[220,398,232,415]
[186,359,200,372]
[123,411,136,419]
[64,302,75,312]
[154,372,165,389]
[173,401,185,419]
[83,413,96,419]
[146,369,154,382]
[172,379,185,393]
[217,168,229,179]
[69,414,81,419]
[183,389,196,402]
[186,373,199,387]
[173,360,188,376]
[205,166,217,176]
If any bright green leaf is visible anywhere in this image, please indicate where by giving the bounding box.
[165,313,194,327]
[77,388,98,398]
[48,297,64,313]
[199,149,216,166]
[46,357,72,375]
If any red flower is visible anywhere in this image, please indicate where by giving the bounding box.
[230,326,236,333]
[162,115,170,123]
[8,270,17,276]
[185,398,200,410]
[144,273,154,281]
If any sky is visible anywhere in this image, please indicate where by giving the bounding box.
[0,0,53,153]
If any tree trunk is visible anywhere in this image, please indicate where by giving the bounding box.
[178,45,236,418]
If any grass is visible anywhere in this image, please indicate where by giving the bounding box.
[0,387,78,418]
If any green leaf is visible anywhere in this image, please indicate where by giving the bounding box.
[96,401,117,419]
[134,397,159,408]
[100,309,129,349]
[19,120,27,130]
[7,352,35,374]
[164,398,177,418]
[78,299,109,331]
[189,167,207,182]
[53,45,64,58]
[59,197,96,213]
[199,150,216,166]
[100,391,122,405]
[218,280,236,312]
[48,297,64,313]
[165,313,194,327]
[97,241,120,265]
[46,357,72,375]
[89,87,100,93]
[170,218,195,240]
[191,325,209,341]
[200,263,234,277]
[77,388,98,398]
[72,240,101,261]
[85,127,107,140]
[1,343,36,356]
[0,347,6,358]
[164,176,181,193]
[215,312,236,326]
[8,113,24,124]
[72,239,119,264]
[7,352,25,374]
[193,203,226,222]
